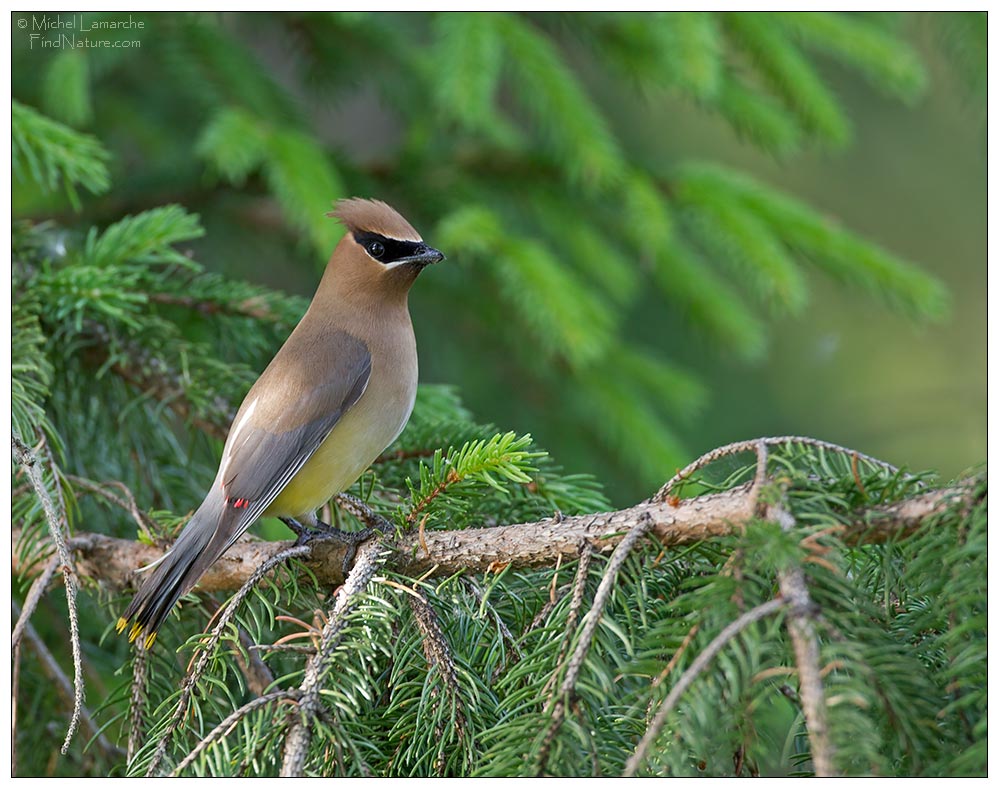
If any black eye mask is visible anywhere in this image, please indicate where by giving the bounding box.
[353,231,426,264]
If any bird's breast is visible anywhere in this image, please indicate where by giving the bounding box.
[264,324,418,518]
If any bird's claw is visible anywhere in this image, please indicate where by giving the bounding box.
[280,517,375,574]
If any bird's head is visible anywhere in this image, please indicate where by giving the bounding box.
[324,198,444,301]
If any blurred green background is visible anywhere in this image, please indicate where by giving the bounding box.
[12,12,985,507]
[646,17,986,487]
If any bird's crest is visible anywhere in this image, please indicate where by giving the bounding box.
[329,198,422,242]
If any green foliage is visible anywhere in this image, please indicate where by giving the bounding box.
[404,432,540,522]
[672,163,950,319]
[713,76,804,156]
[430,14,509,138]
[12,99,110,207]
[723,12,851,146]
[871,473,987,776]
[81,205,204,268]
[935,12,986,126]
[198,107,345,256]
[11,299,54,442]
[437,204,615,368]
[673,164,810,314]
[774,12,926,100]
[11,11,959,496]
[497,13,624,187]
[42,50,93,128]
[653,237,767,359]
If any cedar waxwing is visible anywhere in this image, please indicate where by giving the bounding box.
[117,198,444,646]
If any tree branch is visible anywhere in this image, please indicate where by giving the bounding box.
[624,597,787,776]
[12,480,975,594]
[280,539,385,777]
[11,435,85,755]
[79,320,234,442]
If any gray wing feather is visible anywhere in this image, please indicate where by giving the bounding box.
[219,328,372,541]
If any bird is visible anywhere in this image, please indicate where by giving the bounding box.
[117,198,444,647]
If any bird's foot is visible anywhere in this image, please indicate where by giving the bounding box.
[280,516,379,574]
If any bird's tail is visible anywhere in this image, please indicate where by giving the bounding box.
[117,488,231,647]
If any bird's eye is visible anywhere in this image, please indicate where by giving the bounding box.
[367,241,385,259]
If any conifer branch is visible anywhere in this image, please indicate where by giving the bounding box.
[409,593,469,772]
[148,291,285,322]
[653,435,903,503]
[537,513,656,774]
[780,564,833,776]
[172,690,301,776]
[11,434,85,755]
[543,541,593,699]
[749,440,836,775]
[11,554,59,649]
[11,13,982,777]
[248,642,316,655]
[769,501,835,775]
[144,544,311,776]
[127,639,148,764]
[65,475,157,534]
[13,477,975,593]
[84,323,235,443]
[12,602,123,763]
[335,491,394,533]
[200,597,277,698]
[522,580,571,638]
[462,576,522,677]
[280,539,385,777]
[624,597,787,776]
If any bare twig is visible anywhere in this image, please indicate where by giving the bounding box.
[11,554,59,649]
[171,690,301,776]
[11,602,124,763]
[771,502,836,777]
[248,643,317,655]
[751,439,770,509]
[624,597,787,776]
[654,436,904,503]
[522,584,569,637]
[11,434,85,755]
[335,491,394,533]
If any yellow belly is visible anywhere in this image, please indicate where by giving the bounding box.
[263,380,414,518]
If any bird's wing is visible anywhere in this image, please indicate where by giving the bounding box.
[214,326,372,546]
[118,327,372,641]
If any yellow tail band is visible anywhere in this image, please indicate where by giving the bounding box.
[116,617,158,648]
